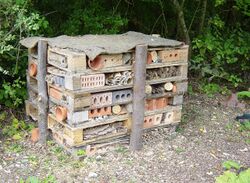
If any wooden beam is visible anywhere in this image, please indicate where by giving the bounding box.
[37,40,48,144]
[130,44,147,150]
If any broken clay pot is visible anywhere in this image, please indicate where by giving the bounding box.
[29,63,37,77]
[31,128,39,143]
[55,106,67,121]
[88,56,105,70]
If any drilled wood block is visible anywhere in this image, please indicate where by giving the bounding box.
[91,92,112,108]
[158,49,179,62]
[88,107,112,118]
[88,54,123,70]
[112,89,132,104]
[48,47,86,72]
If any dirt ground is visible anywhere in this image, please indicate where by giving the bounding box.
[0,93,249,183]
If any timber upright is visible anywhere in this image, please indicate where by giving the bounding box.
[21,32,188,158]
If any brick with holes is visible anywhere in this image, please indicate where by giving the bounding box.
[91,92,112,108]
[80,74,105,89]
[88,107,112,118]
[112,89,132,104]
[158,49,180,62]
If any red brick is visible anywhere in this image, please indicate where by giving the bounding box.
[88,107,112,118]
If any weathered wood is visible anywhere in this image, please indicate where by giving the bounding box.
[48,112,130,129]
[130,44,147,151]
[88,54,123,70]
[37,40,48,144]
[25,100,38,121]
[48,47,87,72]
[145,105,182,116]
[48,114,130,147]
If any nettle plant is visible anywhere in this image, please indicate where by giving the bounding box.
[0,0,49,108]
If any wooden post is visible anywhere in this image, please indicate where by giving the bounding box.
[130,44,147,151]
[37,40,48,144]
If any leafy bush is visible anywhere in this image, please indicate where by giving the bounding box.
[0,0,48,108]
[1,113,34,140]
[237,91,250,99]
[191,24,250,87]
[191,0,250,88]
[216,160,250,183]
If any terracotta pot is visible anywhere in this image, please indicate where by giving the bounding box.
[55,106,67,121]
[31,128,39,143]
[29,63,37,76]
[88,56,105,70]
[147,52,153,64]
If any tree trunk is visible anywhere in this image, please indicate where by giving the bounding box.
[171,0,191,56]
[198,0,207,34]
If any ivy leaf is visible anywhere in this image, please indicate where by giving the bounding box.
[223,160,241,170]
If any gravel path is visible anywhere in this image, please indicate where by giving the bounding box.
[0,93,249,183]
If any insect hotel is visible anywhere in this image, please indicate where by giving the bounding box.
[21,32,188,156]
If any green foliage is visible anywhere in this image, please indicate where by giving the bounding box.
[0,0,48,108]
[0,78,27,108]
[235,0,250,16]
[200,83,229,97]
[20,175,57,183]
[239,121,250,132]
[216,161,250,183]
[62,1,127,35]
[223,160,241,170]
[237,91,250,99]
[76,149,86,156]
[2,116,34,140]
[191,25,250,87]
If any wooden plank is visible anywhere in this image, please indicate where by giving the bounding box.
[48,62,132,75]
[130,44,147,151]
[48,114,130,147]
[145,105,182,116]
[48,113,131,129]
[48,47,87,72]
[48,83,133,95]
[25,100,38,121]
[146,76,187,85]
[37,40,48,144]
[88,54,123,70]
[146,61,187,69]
